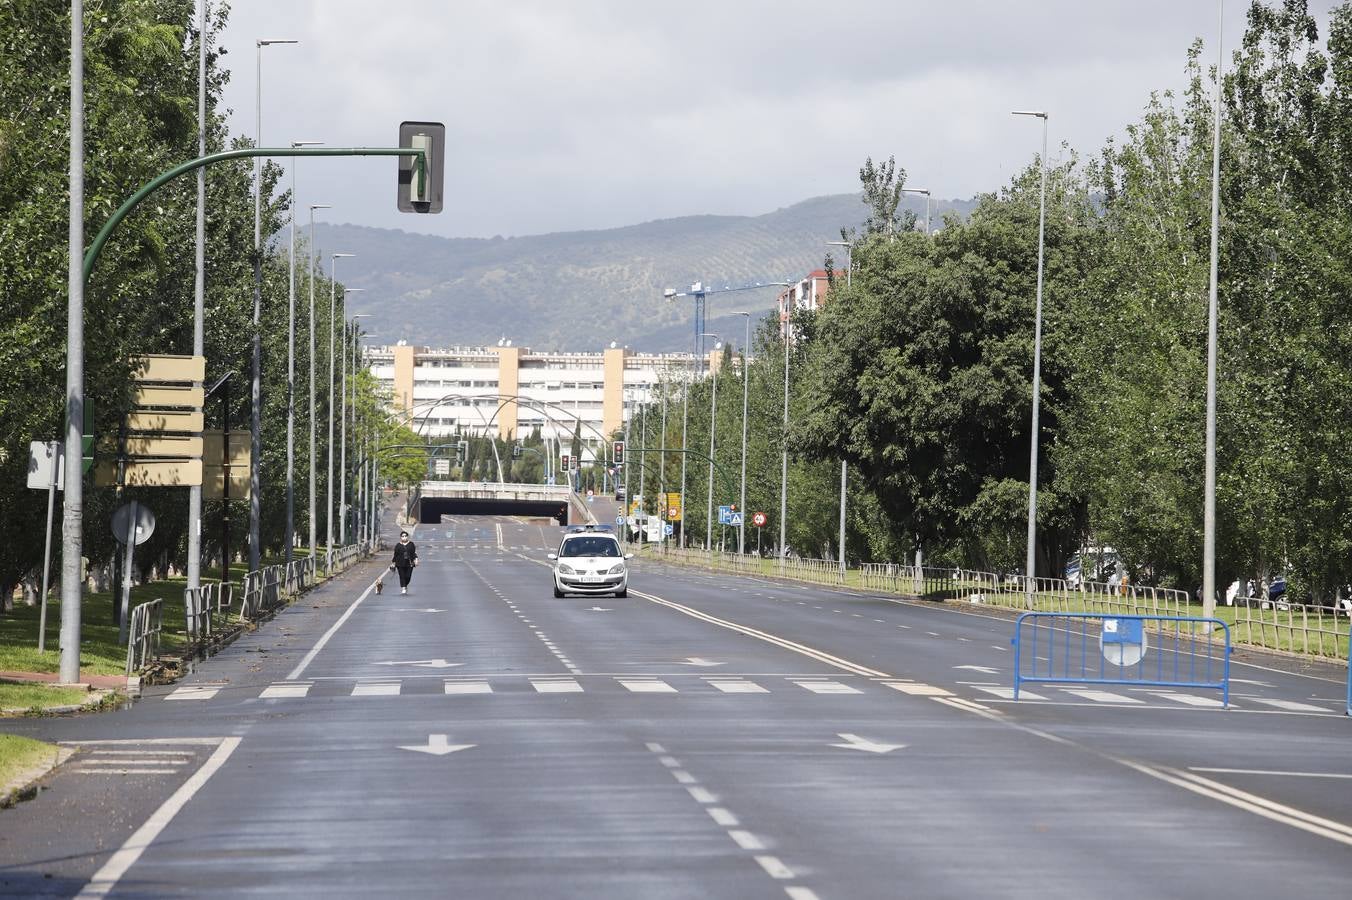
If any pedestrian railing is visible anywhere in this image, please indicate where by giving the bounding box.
[1230,597,1349,660]
[1011,612,1232,706]
[183,580,234,642]
[126,598,164,675]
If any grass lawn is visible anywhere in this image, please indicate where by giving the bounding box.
[0,548,319,679]
[0,683,91,713]
[0,734,60,789]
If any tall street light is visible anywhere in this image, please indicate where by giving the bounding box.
[250,36,298,573]
[306,203,331,564]
[285,140,322,568]
[700,333,720,551]
[824,242,851,574]
[1202,1,1224,622]
[186,0,208,597]
[733,312,751,555]
[1013,108,1049,609]
[343,311,372,544]
[826,241,852,287]
[327,253,355,565]
[779,308,790,569]
[901,187,932,235]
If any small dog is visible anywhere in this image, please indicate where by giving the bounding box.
[375,577,384,595]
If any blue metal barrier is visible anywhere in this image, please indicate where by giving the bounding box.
[1012,612,1233,707]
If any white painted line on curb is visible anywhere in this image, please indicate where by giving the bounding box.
[76,737,242,899]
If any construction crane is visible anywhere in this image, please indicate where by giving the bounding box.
[662,280,791,362]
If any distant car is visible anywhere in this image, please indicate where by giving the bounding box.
[615,484,627,501]
[549,528,632,597]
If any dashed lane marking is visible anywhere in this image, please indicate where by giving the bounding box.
[351,681,401,697]
[1250,698,1328,713]
[259,682,312,699]
[165,684,223,701]
[444,681,492,694]
[531,678,583,693]
[791,679,862,695]
[619,678,678,693]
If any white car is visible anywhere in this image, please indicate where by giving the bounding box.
[549,529,632,597]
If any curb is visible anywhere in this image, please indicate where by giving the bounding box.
[0,746,75,809]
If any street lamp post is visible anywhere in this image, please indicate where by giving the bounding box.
[285,140,322,569]
[186,0,208,598]
[901,187,932,235]
[700,333,720,551]
[1013,109,1049,609]
[306,203,331,564]
[734,313,751,555]
[343,311,372,544]
[326,253,354,566]
[250,36,298,574]
[780,310,790,569]
[826,241,852,288]
[1203,1,1224,622]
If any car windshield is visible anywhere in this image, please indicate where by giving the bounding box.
[560,536,621,558]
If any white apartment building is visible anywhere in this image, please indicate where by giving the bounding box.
[366,343,722,441]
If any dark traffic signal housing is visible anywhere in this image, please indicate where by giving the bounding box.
[397,121,445,213]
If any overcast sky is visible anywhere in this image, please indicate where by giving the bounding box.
[215,1,1339,238]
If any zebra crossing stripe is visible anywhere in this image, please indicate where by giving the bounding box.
[260,683,312,699]
[531,679,583,693]
[445,681,493,694]
[166,685,221,701]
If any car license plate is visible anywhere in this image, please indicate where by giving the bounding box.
[580,575,603,583]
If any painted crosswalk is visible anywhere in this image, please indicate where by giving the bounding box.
[159,676,1343,714]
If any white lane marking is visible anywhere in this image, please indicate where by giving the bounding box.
[729,830,765,850]
[973,685,1047,701]
[785,888,821,900]
[792,680,862,695]
[1249,698,1329,713]
[708,807,740,827]
[884,682,952,697]
[73,759,188,767]
[75,737,242,899]
[1062,689,1143,704]
[657,755,681,768]
[755,856,795,879]
[1191,767,1352,779]
[531,679,583,693]
[1118,762,1352,846]
[707,679,769,694]
[1145,691,1226,708]
[69,768,181,775]
[619,678,678,693]
[287,572,382,681]
[630,588,890,678]
[63,737,223,746]
[165,685,221,701]
[646,742,666,753]
[672,770,697,784]
[444,681,492,694]
[351,681,401,697]
[688,787,717,804]
[260,683,312,699]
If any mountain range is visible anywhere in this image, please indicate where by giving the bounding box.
[310,192,977,352]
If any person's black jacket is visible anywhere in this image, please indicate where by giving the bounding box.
[391,541,418,568]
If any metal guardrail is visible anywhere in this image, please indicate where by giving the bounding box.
[1012,612,1232,706]
[183,580,234,642]
[1230,597,1348,660]
[125,598,163,675]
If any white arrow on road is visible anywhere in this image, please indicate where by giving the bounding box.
[398,734,476,756]
[677,657,725,667]
[830,733,906,754]
[953,665,1000,675]
[375,659,464,669]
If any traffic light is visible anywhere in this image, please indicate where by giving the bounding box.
[512,444,522,459]
[613,440,624,465]
[560,453,571,472]
[397,121,445,214]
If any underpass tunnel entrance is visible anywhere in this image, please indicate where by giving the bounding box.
[418,496,570,525]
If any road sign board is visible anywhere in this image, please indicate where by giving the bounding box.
[202,468,249,501]
[718,504,732,525]
[730,511,744,526]
[107,435,204,458]
[94,458,204,488]
[132,385,205,408]
[664,523,674,536]
[202,431,250,467]
[126,410,204,433]
[615,515,624,524]
[111,501,156,546]
[27,441,64,491]
[131,354,206,382]
[752,511,768,528]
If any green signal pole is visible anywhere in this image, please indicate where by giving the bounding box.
[61,145,426,684]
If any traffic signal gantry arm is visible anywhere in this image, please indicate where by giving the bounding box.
[84,146,428,284]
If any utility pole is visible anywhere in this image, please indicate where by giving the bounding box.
[186,0,207,595]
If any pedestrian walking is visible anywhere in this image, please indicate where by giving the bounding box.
[390,530,418,594]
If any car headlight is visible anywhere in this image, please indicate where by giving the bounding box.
[557,564,576,575]
[607,563,626,575]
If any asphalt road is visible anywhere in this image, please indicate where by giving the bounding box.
[1,506,1349,898]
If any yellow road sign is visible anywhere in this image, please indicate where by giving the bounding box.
[132,354,206,382]
[202,468,250,501]
[202,431,251,467]
[101,435,203,458]
[94,458,204,488]
[133,385,205,408]
[127,410,204,433]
